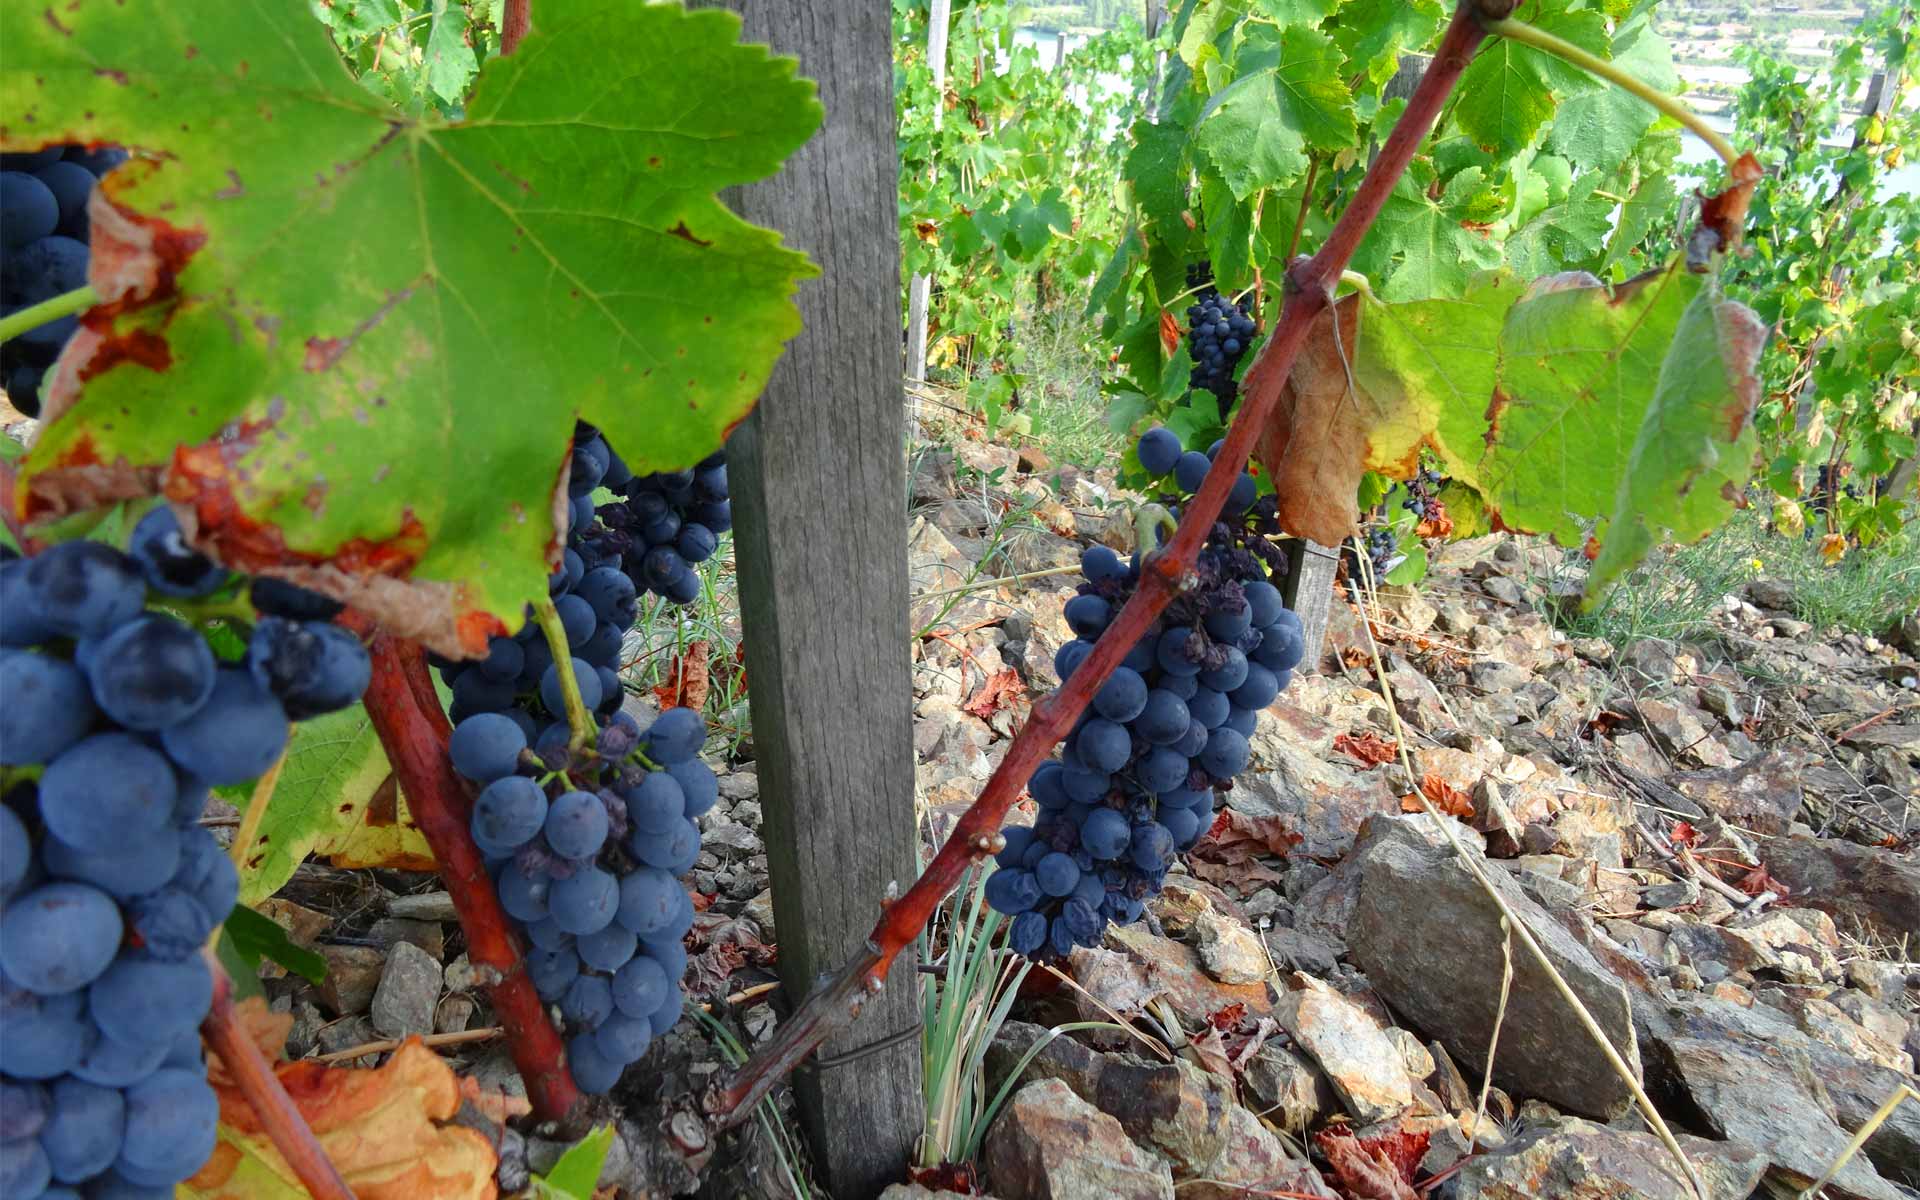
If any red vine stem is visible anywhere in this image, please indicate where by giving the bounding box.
[704,0,1498,1128]
[500,0,530,56]
[359,633,582,1121]
[200,954,356,1200]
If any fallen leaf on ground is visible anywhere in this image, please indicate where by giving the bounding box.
[1206,1002,1249,1031]
[1334,731,1399,767]
[1735,864,1790,898]
[653,640,711,711]
[1669,820,1700,848]
[963,667,1026,718]
[186,997,496,1200]
[1314,1125,1429,1200]
[458,1075,531,1125]
[1188,1026,1237,1080]
[1400,771,1473,820]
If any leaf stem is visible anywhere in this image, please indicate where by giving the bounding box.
[1483,16,1740,168]
[199,952,355,1200]
[531,596,594,751]
[0,285,97,345]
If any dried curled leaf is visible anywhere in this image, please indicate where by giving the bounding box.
[654,640,712,711]
[1334,731,1399,768]
[1314,1125,1429,1200]
[185,997,496,1200]
[1401,771,1474,820]
[963,667,1026,719]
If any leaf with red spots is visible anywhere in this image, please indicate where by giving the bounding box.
[962,667,1026,719]
[2,1,822,655]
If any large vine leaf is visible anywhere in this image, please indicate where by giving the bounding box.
[1192,23,1355,200]
[1544,15,1678,173]
[231,706,426,904]
[1253,259,1764,592]
[2,0,822,654]
[1589,287,1765,595]
[1329,0,1446,89]
[186,999,495,1200]
[1453,6,1611,158]
[1348,170,1502,302]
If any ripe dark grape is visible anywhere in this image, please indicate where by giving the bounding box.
[1182,263,1259,403]
[984,423,1301,960]
[445,699,712,1094]
[127,509,228,599]
[245,617,370,720]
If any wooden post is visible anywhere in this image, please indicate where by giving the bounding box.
[718,4,924,1196]
[905,0,953,392]
[1281,538,1338,673]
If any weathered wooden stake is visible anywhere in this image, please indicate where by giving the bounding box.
[719,4,924,1196]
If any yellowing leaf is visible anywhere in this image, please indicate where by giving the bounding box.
[313,776,436,873]
[185,998,496,1200]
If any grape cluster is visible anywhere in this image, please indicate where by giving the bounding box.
[1,146,128,418]
[1183,261,1257,404]
[986,426,1304,959]
[447,705,712,1094]
[1401,466,1444,523]
[0,516,367,1199]
[594,445,730,608]
[1364,527,1399,580]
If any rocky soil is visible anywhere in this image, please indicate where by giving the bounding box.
[241,435,1919,1199]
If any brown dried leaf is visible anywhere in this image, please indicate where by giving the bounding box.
[653,639,711,711]
[1333,731,1399,768]
[186,998,496,1200]
[1400,771,1473,820]
[1314,1126,1429,1200]
[1188,1026,1237,1080]
[963,667,1026,719]
[1695,153,1764,255]
[1251,296,1371,545]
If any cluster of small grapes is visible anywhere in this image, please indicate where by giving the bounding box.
[984,426,1304,959]
[1401,467,1444,523]
[1364,527,1398,579]
[592,442,730,608]
[1183,261,1257,403]
[1,146,127,418]
[0,515,367,1199]
[437,428,648,738]
[447,705,713,1094]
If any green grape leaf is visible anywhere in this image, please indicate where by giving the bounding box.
[531,1126,615,1200]
[1255,0,1338,26]
[1199,172,1254,293]
[1588,285,1765,596]
[233,705,399,905]
[4,1,821,656]
[1453,7,1611,157]
[1505,177,1615,278]
[1193,23,1355,200]
[1253,259,1763,593]
[1124,118,1193,237]
[223,905,329,985]
[1349,170,1502,301]
[1545,16,1677,172]
[1330,0,1446,87]
[420,0,479,106]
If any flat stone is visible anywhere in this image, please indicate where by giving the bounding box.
[1344,819,1643,1118]
[370,940,442,1040]
[1104,925,1272,1024]
[315,944,386,1016]
[1240,1042,1333,1133]
[1273,974,1412,1124]
[367,917,445,961]
[1633,697,1735,768]
[1192,910,1267,986]
[1262,926,1341,977]
[1654,1035,1905,1199]
[984,1022,1230,1175]
[1670,751,1808,835]
[1760,835,1920,943]
[1183,1105,1335,1200]
[982,1078,1173,1200]
[1456,1118,1767,1200]
[314,1014,379,1065]
[386,891,459,922]
[743,887,776,939]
